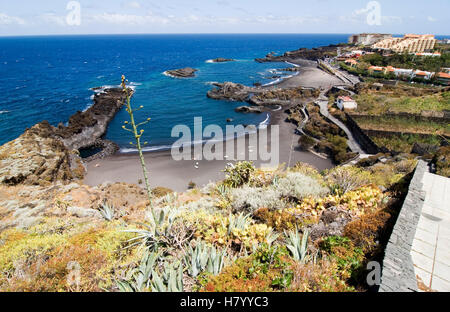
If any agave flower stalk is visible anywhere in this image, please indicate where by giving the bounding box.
[121,75,153,208]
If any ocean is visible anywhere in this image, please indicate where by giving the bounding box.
[0,34,350,150]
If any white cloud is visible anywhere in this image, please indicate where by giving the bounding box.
[0,13,26,25]
[427,16,437,22]
[126,1,141,9]
[88,12,326,27]
[91,13,170,25]
[38,13,67,26]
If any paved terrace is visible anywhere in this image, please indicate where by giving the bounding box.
[380,161,450,292]
[412,171,450,291]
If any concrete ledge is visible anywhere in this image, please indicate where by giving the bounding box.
[379,160,428,292]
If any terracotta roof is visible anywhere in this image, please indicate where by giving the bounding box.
[438,72,450,79]
[415,71,428,76]
[337,96,355,102]
[369,66,384,71]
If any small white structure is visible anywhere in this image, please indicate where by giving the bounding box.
[336,96,358,111]
[394,68,414,79]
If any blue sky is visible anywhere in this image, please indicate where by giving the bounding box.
[0,0,449,36]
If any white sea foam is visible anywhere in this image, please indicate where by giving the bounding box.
[0,110,10,114]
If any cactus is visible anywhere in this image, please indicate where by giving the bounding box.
[284,228,310,263]
[121,75,153,208]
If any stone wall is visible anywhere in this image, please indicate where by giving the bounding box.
[379,160,428,292]
[344,113,383,154]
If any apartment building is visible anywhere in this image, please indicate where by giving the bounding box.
[372,34,437,53]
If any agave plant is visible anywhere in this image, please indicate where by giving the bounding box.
[99,202,115,221]
[117,250,160,292]
[216,184,231,199]
[265,228,280,247]
[184,240,228,277]
[151,261,184,292]
[206,246,227,276]
[227,212,251,235]
[284,228,310,263]
[124,206,179,251]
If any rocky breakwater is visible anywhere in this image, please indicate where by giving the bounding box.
[0,88,132,186]
[164,67,198,78]
[207,82,319,113]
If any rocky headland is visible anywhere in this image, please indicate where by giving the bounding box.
[0,88,132,186]
[164,67,198,78]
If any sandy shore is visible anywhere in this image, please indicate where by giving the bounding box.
[84,60,338,192]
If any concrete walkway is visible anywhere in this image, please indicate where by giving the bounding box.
[315,99,365,155]
[412,172,450,291]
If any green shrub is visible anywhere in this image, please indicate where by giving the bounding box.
[231,186,283,213]
[276,172,329,201]
[223,161,256,188]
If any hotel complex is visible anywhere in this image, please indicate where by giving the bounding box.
[372,34,437,53]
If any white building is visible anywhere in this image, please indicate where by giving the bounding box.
[394,68,415,79]
[336,96,358,111]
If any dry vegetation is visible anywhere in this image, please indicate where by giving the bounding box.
[0,157,417,292]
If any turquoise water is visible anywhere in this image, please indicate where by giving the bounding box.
[0,34,350,150]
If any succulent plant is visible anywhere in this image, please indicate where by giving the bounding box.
[99,202,115,221]
[284,228,310,263]
[151,261,184,292]
[117,250,160,292]
[184,240,227,277]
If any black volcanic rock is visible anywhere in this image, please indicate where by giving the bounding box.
[165,67,198,78]
[210,58,235,63]
[235,106,265,113]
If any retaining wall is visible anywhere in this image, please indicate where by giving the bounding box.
[379,160,428,292]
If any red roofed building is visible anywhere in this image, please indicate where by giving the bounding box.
[437,72,450,85]
[414,70,434,80]
[368,66,385,74]
[336,96,358,111]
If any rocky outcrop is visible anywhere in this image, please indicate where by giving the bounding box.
[207,82,255,102]
[280,67,301,72]
[0,88,131,186]
[0,122,85,186]
[255,44,343,63]
[209,58,235,63]
[165,67,198,78]
[208,82,319,110]
[235,106,265,113]
[56,88,132,151]
[0,181,149,230]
